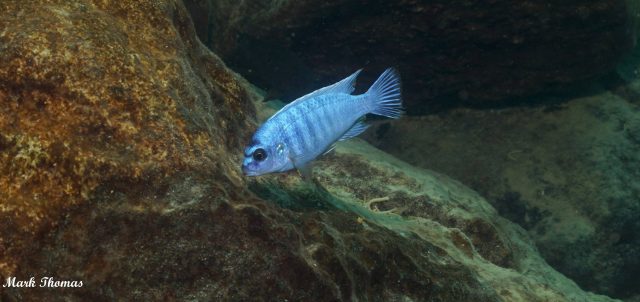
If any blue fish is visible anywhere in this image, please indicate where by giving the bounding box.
[242,68,402,178]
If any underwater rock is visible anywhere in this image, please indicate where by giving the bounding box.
[362,89,640,299]
[186,0,635,114]
[0,0,623,301]
[244,100,619,302]
[0,0,254,287]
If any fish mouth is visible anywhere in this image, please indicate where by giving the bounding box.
[241,165,258,176]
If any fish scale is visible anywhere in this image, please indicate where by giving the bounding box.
[242,67,403,177]
[295,94,351,156]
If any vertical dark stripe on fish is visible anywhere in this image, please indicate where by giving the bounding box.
[317,104,328,144]
[288,107,303,157]
[320,100,333,142]
[312,100,325,149]
[328,100,339,137]
[301,106,314,152]
[295,107,310,157]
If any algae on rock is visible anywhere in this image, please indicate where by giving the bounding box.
[363,88,640,299]
[0,0,254,282]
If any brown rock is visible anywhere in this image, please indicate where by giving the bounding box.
[187,0,635,113]
[0,0,254,280]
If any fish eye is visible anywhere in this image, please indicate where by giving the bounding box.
[252,148,267,161]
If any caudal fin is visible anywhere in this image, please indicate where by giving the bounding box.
[366,68,403,118]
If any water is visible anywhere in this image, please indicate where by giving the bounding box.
[1,0,639,301]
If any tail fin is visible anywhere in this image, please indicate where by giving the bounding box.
[366,68,403,118]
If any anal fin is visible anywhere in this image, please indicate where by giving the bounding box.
[338,119,369,141]
[322,143,337,155]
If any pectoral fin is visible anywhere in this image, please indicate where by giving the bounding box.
[297,164,313,181]
[289,155,314,181]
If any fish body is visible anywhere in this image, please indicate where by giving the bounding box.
[242,68,402,177]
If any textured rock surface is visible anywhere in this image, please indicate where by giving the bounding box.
[186,0,635,114]
[0,0,254,283]
[363,87,640,299]
[246,101,618,302]
[0,0,624,301]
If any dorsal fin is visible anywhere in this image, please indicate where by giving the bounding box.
[269,69,362,120]
[308,68,362,97]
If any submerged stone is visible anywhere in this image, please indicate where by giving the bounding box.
[0,0,254,286]
[363,88,640,299]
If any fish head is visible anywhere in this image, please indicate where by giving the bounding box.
[242,139,289,176]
